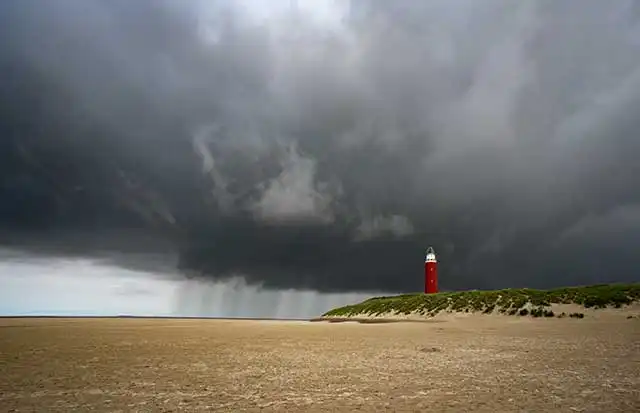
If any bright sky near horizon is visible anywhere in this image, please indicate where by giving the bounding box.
[0,250,373,318]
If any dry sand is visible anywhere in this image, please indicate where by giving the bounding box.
[0,314,639,412]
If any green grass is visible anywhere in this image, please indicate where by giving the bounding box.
[322,283,640,319]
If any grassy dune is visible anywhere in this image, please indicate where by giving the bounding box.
[323,283,640,319]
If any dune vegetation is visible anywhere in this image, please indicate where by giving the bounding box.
[322,283,640,319]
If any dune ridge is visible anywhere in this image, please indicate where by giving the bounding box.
[320,283,640,322]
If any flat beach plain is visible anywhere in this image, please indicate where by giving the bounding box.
[1,315,639,412]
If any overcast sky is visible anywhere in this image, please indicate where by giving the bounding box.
[1,0,639,316]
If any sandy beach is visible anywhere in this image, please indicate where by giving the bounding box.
[1,314,639,412]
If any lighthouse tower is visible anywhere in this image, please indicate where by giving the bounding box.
[424,246,438,294]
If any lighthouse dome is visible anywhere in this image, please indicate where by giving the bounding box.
[425,246,437,262]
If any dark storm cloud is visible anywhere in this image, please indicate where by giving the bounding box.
[1,0,639,293]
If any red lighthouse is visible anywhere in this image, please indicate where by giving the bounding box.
[424,246,438,294]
